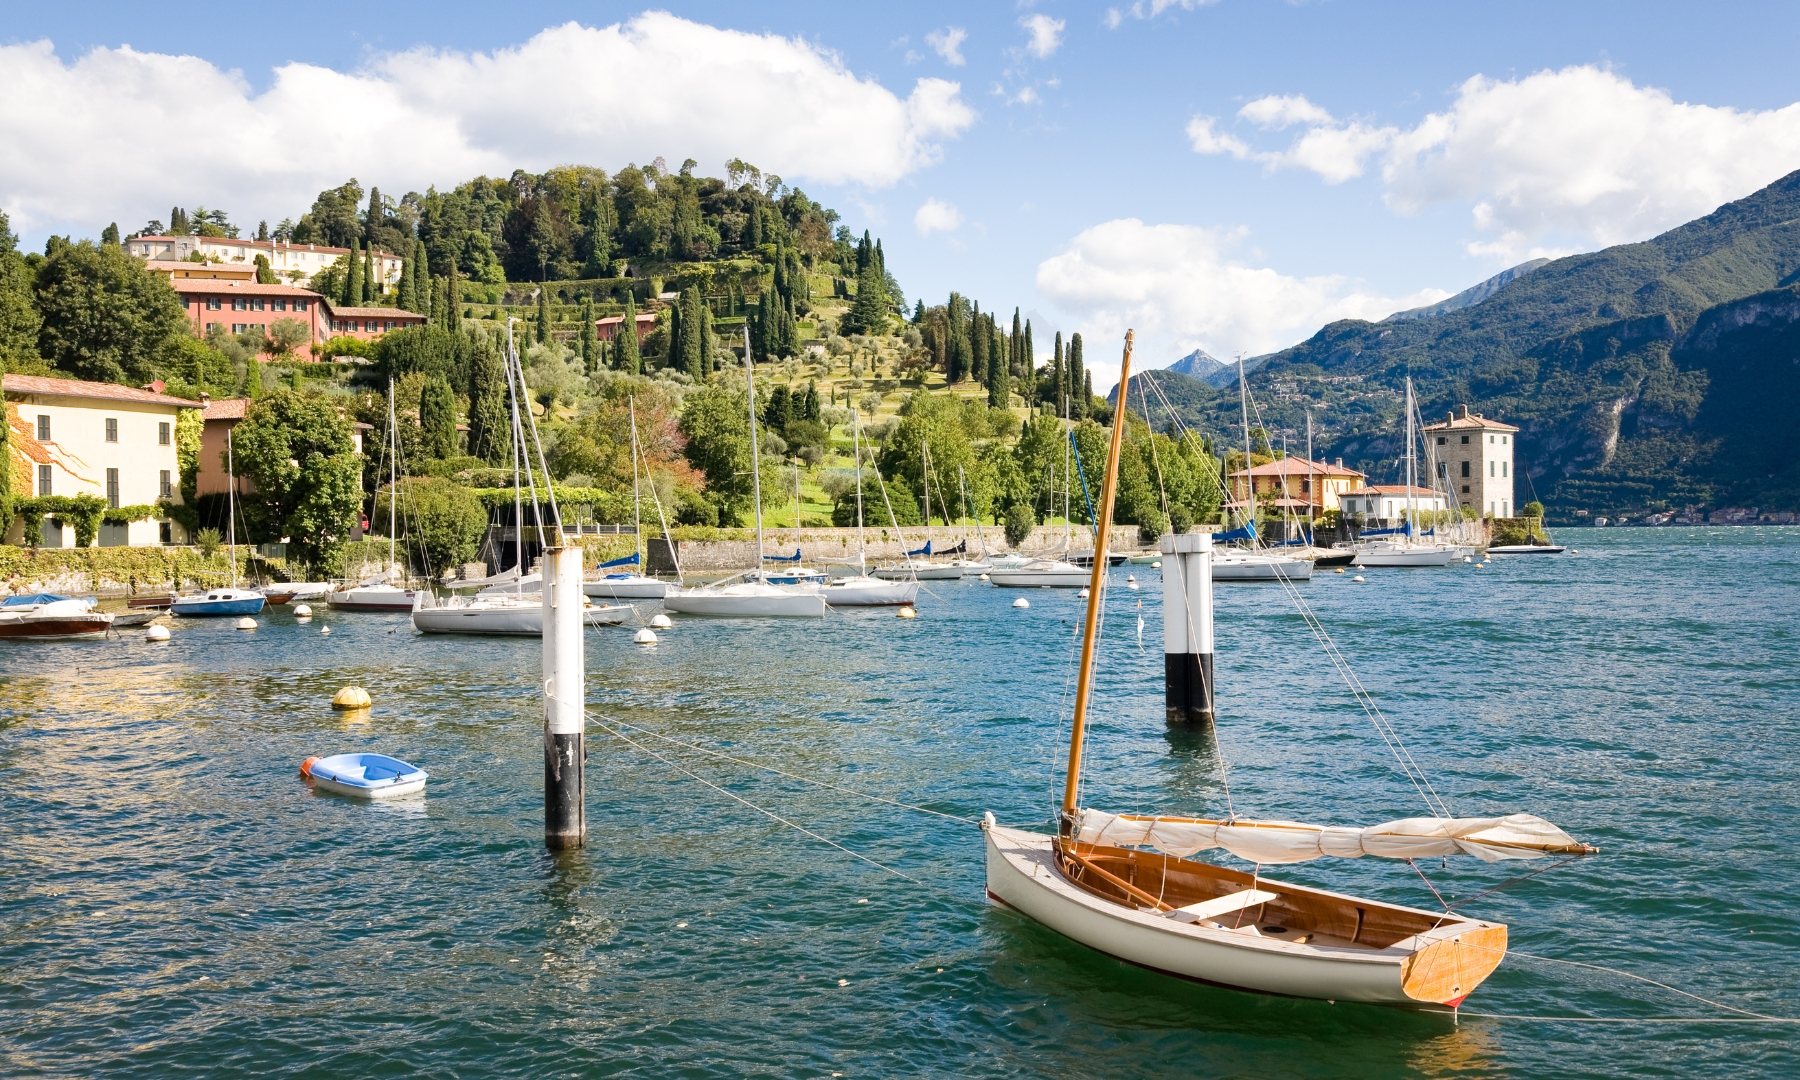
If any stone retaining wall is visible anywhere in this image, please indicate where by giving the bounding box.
[648,525,1145,574]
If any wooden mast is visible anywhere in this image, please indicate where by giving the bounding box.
[1060,330,1134,827]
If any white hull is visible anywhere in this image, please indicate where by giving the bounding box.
[984,825,1494,1006]
[583,575,670,599]
[987,558,1092,588]
[823,577,919,606]
[412,597,631,634]
[311,774,428,799]
[873,562,964,581]
[1486,545,1565,556]
[662,583,827,617]
[328,585,418,611]
[1212,554,1315,581]
[1350,544,1459,567]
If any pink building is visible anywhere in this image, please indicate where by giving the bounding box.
[173,280,328,355]
[596,312,658,342]
[325,305,426,342]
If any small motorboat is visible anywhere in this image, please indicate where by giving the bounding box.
[987,558,1092,588]
[0,597,113,640]
[110,610,166,629]
[259,582,332,605]
[1487,543,1566,556]
[1068,551,1130,568]
[326,581,418,611]
[301,753,428,799]
[170,586,267,617]
[127,595,174,610]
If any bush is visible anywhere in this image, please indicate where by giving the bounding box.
[1523,501,1545,518]
[195,527,222,556]
[1138,510,1170,544]
[373,477,486,577]
[1004,502,1036,548]
[1169,504,1194,536]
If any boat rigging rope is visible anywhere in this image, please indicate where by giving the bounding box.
[588,712,979,824]
[587,713,925,885]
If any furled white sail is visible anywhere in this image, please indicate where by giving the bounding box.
[1077,810,1590,864]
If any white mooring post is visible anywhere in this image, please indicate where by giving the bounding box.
[1159,532,1215,725]
[543,544,585,849]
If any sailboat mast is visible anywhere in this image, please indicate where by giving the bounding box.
[1406,377,1416,534]
[960,465,987,557]
[629,396,643,564]
[227,426,237,588]
[387,377,398,576]
[1062,332,1135,822]
[852,408,866,569]
[1238,354,1252,540]
[1307,411,1315,530]
[744,327,765,570]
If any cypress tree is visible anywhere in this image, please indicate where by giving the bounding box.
[680,287,706,380]
[1052,331,1065,410]
[420,376,458,459]
[1023,319,1035,401]
[579,294,596,372]
[988,318,1010,408]
[699,294,714,375]
[616,292,641,374]
[1084,369,1094,417]
[856,230,872,274]
[343,239,363,307]
[970,301,988,389]
[1069,333,1086,418]
[536,287,550,345]
[446,261,461,332]
[465,333,510,464]
[364,245,376,303]
[397,244,416,312]
[803,380,819,422]
[765,385,792,433]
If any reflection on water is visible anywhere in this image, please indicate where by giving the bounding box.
[3,530,1799,1077]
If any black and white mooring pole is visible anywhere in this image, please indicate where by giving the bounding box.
[1160,531,1215,725]
[543,544,586,849]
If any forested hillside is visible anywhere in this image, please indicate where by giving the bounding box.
[1158,169,1800,518]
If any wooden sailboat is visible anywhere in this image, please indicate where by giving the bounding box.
[982,330,1592,1009]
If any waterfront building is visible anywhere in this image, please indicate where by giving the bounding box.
[1423,404,1518,518]
[1227,457,1365,514]
[126,235,402,288]
[1338,484,1449,523]
[3,374,197,547]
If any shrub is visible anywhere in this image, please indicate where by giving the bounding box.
[1004,502,1036,548]
[1169,504,1194,536]
[195,527,223,556]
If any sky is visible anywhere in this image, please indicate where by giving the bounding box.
[7,0,1800,391]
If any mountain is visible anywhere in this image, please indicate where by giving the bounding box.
[1165,348,1225,379]
[1383,259,1550,322]
[1174,169,1800,516]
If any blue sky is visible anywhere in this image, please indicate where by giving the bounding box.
[8,1,1800,386]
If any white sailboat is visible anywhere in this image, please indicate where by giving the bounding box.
[171,425,267,617]
[824,408,919,607]
[329,379,419,611]
[944,465,992,574]
[985,331,1592,1008]
[1349,379,1461,568]
[584,397,672,600]
[663,329,827,618]
[990,400,1090,588]
[1204,357,1312,584]
[413,322,629,633]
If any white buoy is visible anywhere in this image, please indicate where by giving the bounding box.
[1126,576,1139,590]
[896,606,917,619]
[293,604,313,617]
[320,626,331,635]
[331,685,371,710]
[650,613,673,629]
[1352,575,1366,582]
[235,617,257,630]
[1012,597,1030,609]
[633,627,658,644]
[979,573,990,581]
[1464,556,1473,563]
[1151,561,1161,569]
[1078,588,1090,599]
[1335,567,1346,574]
[144,624,170,642]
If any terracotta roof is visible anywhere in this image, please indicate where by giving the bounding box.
[1229,457,1364,479]
[145,259,255,277]
[131,236,400,259]
[3,373,201,408]
[171,279,324,298]
[201,398,250,421]
[327,305,421,319]
[1347,485,1444,497]
[1422,410,1518,433]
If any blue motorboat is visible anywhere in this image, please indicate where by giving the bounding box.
[170,587,266,617]
[301,753,428,799]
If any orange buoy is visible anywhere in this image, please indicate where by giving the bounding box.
[300,756,321,779]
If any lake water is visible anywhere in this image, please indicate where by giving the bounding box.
[3,528,1797,1078]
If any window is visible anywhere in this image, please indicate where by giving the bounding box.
[1460,435,1469,444]
[105,417,118,442]
[1461,461,1470,478]
[1502,462,1508,477]
[107,468,120,508]
[232,323,247,334]
[273,299,287,311]
[36,415,50,441]
[159,422,171,445]
[160,469,173,498]
[206,322,220,332]
[160,521,173,545]
[207,297,221,310]
[39,464,52,495]
[1490,461,1495,477]
[1502,435,1508,445]
[1489,435,1495,443]
[1436,462,1447,478]
[233,297,247,311]
[1462,485,1470,494]
[1436,436,1446,445]
[294,299,307,311]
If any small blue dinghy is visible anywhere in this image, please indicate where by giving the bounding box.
[301,753,428,799]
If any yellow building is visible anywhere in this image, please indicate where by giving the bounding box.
[5,375,198,547]
[1227,457,1365,515]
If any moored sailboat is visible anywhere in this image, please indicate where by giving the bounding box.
[982,330,1592,1009]
[823,407,918,606]
[171,425,267,617]
[328,379,417,611]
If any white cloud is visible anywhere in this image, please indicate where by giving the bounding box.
[926,27,968,66]
[1020,15,1065,59]
[0,16,977,237]
[1036,219,1446,385]
[1106,1,1219,28]
[914,198,964,236]
[1192,66,1800,261]
[1238,94,1333,129]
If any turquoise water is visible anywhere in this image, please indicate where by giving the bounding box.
[3,528,1797,1078]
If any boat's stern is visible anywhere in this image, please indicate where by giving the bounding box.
[1399,923,1508,1006]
